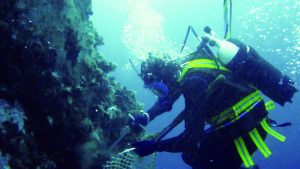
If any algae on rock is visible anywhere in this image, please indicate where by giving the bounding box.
[0,1,143,168]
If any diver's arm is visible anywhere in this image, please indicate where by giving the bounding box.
[148,72,209,153]
[132,132,186,156]
[147,90,181,121]
[134,120,205,154]
[155,110,206,153]
[155,133,185,152]
[128,90,180,130]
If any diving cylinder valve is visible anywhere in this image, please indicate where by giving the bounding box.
[204,34,239,65]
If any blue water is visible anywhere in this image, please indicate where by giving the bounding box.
[91,0,300,168]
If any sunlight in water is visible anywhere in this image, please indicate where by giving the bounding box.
[121,0,184,61]
[237,0,300,80]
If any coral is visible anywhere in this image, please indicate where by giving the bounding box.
[106,106,119,119]
[0,0,143,169]
[0,99,26,133]
[0,151,10,169]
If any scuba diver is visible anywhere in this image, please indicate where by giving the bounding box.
[128,34,297,169]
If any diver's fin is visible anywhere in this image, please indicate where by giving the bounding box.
[268,118,292,127]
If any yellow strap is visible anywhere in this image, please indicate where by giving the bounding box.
[178,59,228,82]
[210,90,262,125]
[261,118,286,142]
[188,59,217,65]
[249,128,272,158]
[265,101,275,111]
[234,137,255,168]
[233,91,261,114]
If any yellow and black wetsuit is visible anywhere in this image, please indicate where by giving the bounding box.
[152,56,287,169]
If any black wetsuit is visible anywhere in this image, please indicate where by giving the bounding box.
[145,40,297,169]
[146,66,267,169]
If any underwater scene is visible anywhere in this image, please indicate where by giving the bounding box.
[0,0,299,169]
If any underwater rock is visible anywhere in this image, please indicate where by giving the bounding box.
[0,99,26,134]
[106,106,119,119]
[64,27,81,66]
[0,151,10,169]
[0,0,143,168]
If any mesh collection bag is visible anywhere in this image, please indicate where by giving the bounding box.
[103,148,156,169]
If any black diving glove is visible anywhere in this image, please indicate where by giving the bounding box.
[128,111,150,132]
[131,140,157,157]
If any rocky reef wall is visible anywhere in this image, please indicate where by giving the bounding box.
[0,1,142,168]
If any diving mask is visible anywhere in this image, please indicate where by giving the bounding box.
[145,81,169,99]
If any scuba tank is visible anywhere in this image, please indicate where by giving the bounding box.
[205,34,297,106]
[229,41,297,106]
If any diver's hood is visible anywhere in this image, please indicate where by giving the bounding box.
[140,55,180,86]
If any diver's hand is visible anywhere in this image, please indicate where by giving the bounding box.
[128,111,149,132]
[131,140,157,157]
